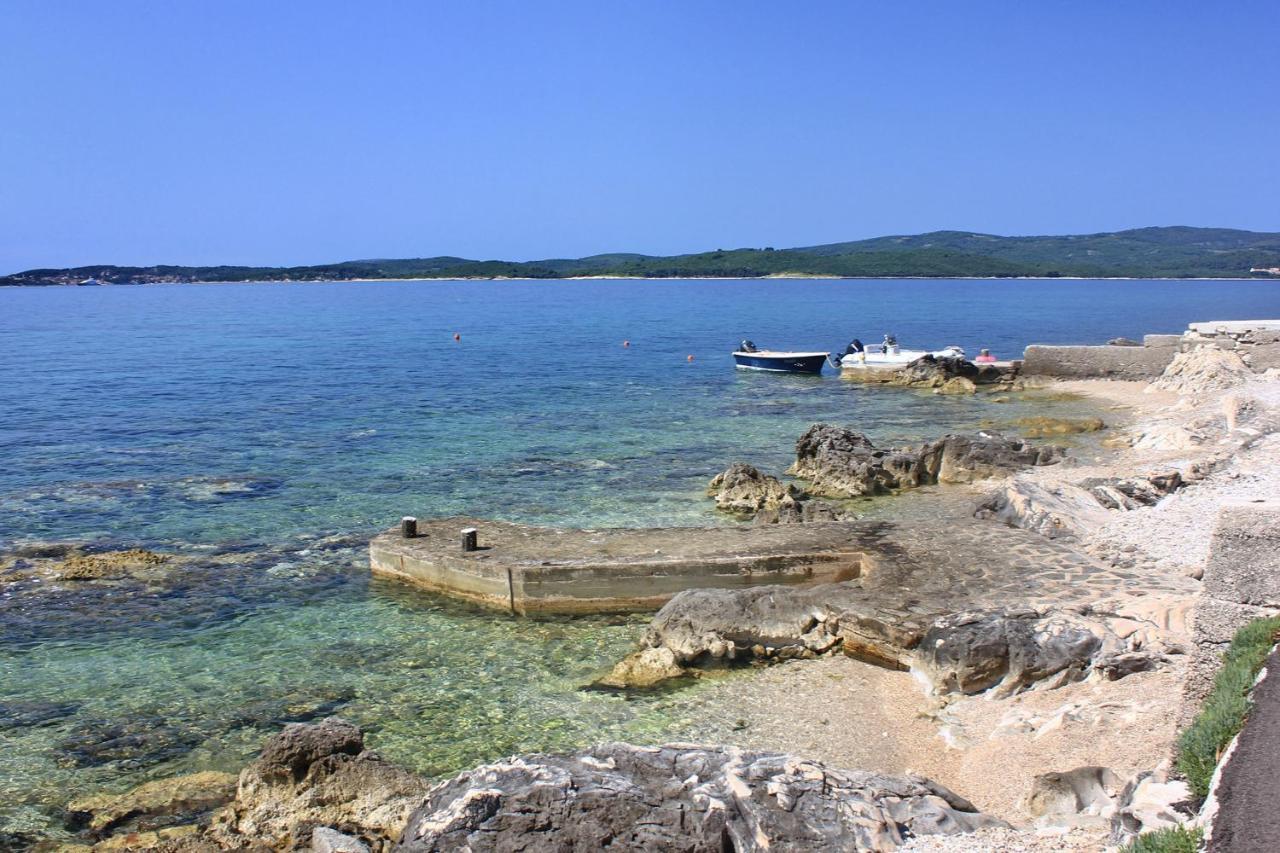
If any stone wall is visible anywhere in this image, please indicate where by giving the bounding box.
[1183,321,1280,371]
[1021,343,1177,379]
[1023,320,1280,379]
[1180,501,1280,726]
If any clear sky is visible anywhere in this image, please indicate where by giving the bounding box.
[1,1,1277,272]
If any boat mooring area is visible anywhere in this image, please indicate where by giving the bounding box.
[369,517,867,614]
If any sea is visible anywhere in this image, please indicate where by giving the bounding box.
[1,277,1277,841]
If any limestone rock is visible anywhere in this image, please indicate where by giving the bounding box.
[208,717,428,852]
[68,770,237,834]
[255,716,364,783]
[753,495,852,525]
[592,646,687,690]
[1027,766,1122,823]
[790,425,922,497]
[934,376,977,395]
[314,826,372,853]
[976,477,1112,539]
[1149,346,1251,395]
[395,743,1004,852]
[1107,337,1141,347]
[914,610,1110,698]
[1108,767,1194,846]
[891,355,981,389]
[790,425,1060,498]
[923,432,1062,484]
[706,463,796,515]
[90,823,202,850]
[976,472,1183,540]
[640,585,848,668]
[1085,471,1183,510]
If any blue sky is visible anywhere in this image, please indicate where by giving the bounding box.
[1,1,1277,271]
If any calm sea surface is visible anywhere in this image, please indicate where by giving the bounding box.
[1,278,1277,840]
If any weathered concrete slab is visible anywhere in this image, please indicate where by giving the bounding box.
[1202,501,1280,609]
[1181,503,1280,726]
[370,518,868,614]
[1022,344,1176,379]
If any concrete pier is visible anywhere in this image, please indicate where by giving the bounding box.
[370,517,867,614]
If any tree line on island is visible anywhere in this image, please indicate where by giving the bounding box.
[5,226,1280,285]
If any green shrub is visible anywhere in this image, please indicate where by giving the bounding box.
[1120,825,1202,853]
[1176,616,1280,797]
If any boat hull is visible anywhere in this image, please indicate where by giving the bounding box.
[732,352,828,374]
[837,346,965,370]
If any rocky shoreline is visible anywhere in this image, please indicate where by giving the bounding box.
[9,336,1280,851]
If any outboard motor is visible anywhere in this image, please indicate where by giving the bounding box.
[844,338,864,356]
[740,339,758,353]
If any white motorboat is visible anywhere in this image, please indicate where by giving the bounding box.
[831,337,965,370]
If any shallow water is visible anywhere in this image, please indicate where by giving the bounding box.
[1,278,1277,840]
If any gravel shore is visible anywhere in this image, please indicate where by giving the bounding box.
[674,372,1280,849]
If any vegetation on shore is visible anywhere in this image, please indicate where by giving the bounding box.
[1120,825,1203,853]
[5,226,1280,286]
[1176,615,1280,797]
[1121,616,1279,851]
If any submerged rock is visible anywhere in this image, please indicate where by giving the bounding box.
[67,770,237,835]
[1,547,174,584]
[57,716,205,770]
[1016,416,1107,438]
[593,646,688,690]
[705,463,797,515]
[396,743,1004,852]
[0,699,81,731]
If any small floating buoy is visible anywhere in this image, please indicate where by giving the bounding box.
[623,340,630,348]
[687,354,694,362]
[453,333,461,341]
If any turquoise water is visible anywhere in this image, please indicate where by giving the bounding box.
[1,278,1277,842]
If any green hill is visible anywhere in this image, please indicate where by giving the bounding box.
[5,226,1279,285]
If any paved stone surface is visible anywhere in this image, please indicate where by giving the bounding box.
[620,512,1196,689]
[372,512,1195,618]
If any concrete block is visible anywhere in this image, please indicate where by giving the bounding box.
[1021,345,1175,379]
[1243,343,1280,371]
[1203,502,1280,607]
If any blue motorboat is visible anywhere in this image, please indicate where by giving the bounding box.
[732,340,828,374]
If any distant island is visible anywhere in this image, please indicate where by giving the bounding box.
[5,226,1280,286]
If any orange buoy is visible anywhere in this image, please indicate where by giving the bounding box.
[453,333,461,341]
[687,354,694,362]
[623,340,630,348]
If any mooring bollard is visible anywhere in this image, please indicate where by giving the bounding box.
[401,516,418,538]
[461,527,478,552]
